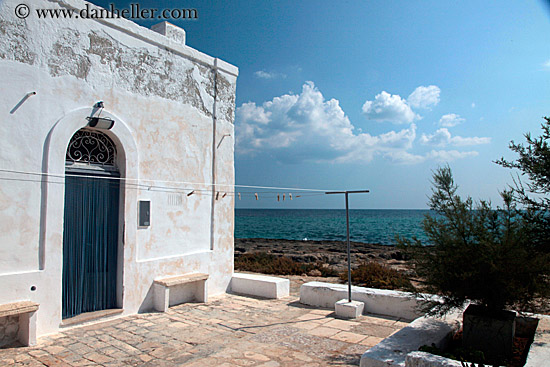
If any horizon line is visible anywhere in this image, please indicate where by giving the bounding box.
[234,207,431,210]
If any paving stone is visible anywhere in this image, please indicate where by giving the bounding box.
[14,353,32,362]
[34,354,72,367]
[292,351,314,362]
[166,352,193,364]
[243,351,270,361]
[293,321,319,330]
[232,357,256,366]
[309,309,334,316]
[259,361,281,367]
[330,331,366,343]
[352,322,398,337]
[139,353,154,362]
[359,335,384,347]
[323,319,360,330]
[0,292,408,366]
[296,313,323,321]
[308,326,341,337]
[84,351,113,364]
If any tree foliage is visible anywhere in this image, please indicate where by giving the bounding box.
[399,166,550,316]
[496,116,550,252]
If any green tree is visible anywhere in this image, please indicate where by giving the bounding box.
[496,116,550,252]
[400,166,550,316]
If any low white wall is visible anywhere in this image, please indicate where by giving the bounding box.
[300,281,427,321]
[231,273,289,299]
[405,352,462,367]
[361,315,461,367]
[403,314,548,367]
[525,315,550,367]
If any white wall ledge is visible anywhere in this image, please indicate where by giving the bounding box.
[361,313,461,367]
[300,281,431,321]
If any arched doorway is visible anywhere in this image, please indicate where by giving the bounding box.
[62,128,120,319]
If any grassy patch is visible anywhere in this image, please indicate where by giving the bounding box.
[341,261,414,291]
[235,252,338,277]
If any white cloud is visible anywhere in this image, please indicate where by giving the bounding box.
[237,82,419,163]
[236,82,480,165]
[420,128,452,147]
[439,113,465,127]
[451,135,491,146]
[384,150,426,165]
[471,103,476,108]
[420,128,491,147]
[254,70,286,79]
[362,91,419,124]
[543,59,550,69]
[237,102,271,125]
[426,150,479,162]
[407,85,441,109]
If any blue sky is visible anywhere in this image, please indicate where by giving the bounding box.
[90,0,550,209]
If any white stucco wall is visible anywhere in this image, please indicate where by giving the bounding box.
[0,0,237,337]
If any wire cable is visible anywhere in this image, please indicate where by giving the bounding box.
[0,168,337,193]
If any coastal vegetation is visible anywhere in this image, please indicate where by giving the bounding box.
[399,117,550,316]
[496,116,550,258]
[234,250,414,291]
[340,261,414,291]
[399,166,549,316]
[234,252,338,277]
[400,117,550,365]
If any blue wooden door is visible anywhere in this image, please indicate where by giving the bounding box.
[62,172,120,319]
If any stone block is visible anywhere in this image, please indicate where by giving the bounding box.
[231,273,289,299]
[335,299,364,319]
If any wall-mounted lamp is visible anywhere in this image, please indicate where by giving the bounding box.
[217,133,232,149]
[87,116,115,130]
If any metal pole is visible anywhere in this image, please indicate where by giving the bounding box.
[345,192,352,302]
[325,190,369,303]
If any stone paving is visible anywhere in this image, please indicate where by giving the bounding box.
[0,293,409,366]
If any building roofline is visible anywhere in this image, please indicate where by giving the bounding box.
[56,0,239,76]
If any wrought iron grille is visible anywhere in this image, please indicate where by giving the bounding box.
[66,129,116,167]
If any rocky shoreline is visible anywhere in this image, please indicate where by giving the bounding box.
[234,237,411,273]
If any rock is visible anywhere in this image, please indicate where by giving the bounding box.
[308,269,322,277]
[390,251,410,261]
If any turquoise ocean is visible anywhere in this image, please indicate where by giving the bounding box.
[235,209,431,246]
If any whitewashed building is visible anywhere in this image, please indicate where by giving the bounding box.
[0,0,237,344]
